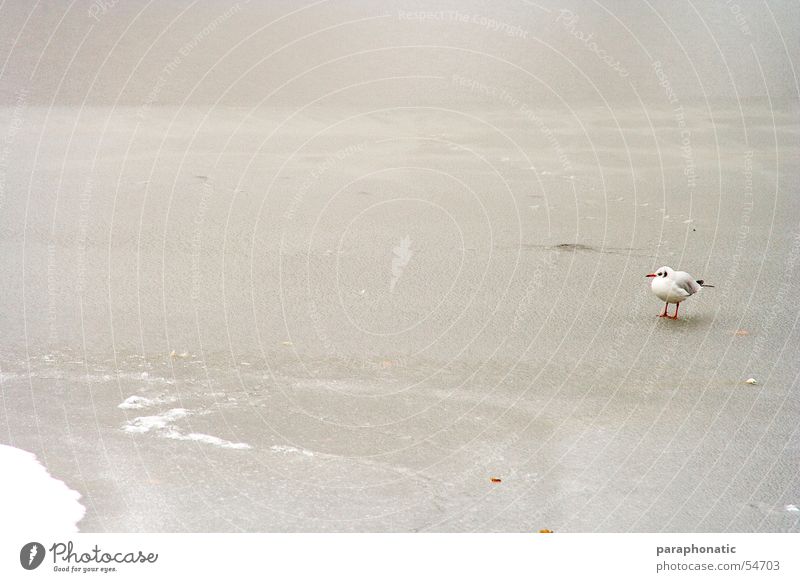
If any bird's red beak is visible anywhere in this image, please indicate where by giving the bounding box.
[645,273,656,278]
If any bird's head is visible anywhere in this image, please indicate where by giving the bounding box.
[646,266,673,279]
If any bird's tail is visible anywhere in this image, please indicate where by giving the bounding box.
[696,280,714,288]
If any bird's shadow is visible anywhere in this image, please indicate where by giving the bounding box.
[653,314,711,329]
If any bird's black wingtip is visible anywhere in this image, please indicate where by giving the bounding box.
[697,279,715,288]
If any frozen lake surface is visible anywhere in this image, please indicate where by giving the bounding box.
[1,0,798,532]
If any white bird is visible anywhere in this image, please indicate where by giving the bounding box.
[646,266,713,319]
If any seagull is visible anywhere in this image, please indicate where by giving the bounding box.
[646,266,713,319]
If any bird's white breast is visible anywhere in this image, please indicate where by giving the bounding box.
[651,277,688,303]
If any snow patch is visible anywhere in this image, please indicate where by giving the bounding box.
[163,431,251,450]
[0,444,85,533]
[122,409,250,450]
[270,445,314,457]
[119,395,157,409]
[122,408,189,433]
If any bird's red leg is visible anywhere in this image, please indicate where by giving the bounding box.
[660,302,669,317]
[671,302,680,320]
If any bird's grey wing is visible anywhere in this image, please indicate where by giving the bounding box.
[674,271,701,295]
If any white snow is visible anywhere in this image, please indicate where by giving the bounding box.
[0,444,85,534]
[122,408,251,450]
[122,408,189,433]
[270,445,315,457]
[163,431,251,450]
[118,394,175,409]
[118,395,156,409]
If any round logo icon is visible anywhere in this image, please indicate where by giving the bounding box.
[20,542,46,570]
